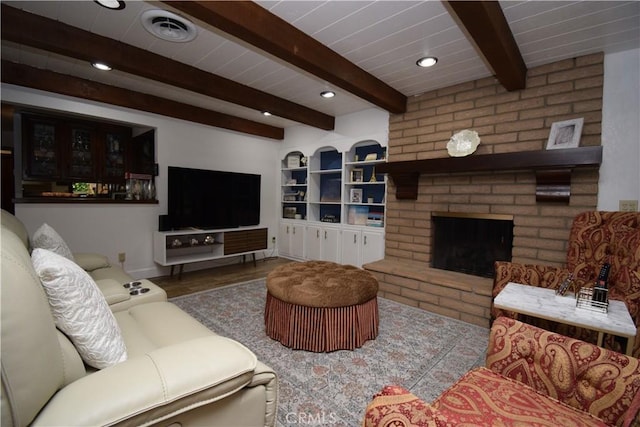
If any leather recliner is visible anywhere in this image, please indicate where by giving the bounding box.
[1,215,278,426]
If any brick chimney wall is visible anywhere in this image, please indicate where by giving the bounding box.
[364,53,603,327]
[385,53,603,267]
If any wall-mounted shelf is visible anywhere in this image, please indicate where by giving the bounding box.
[377,146,603,202]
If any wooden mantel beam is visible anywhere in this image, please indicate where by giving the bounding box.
[2,61,284,140]
[378,146,603,202]
[443,1,527,91]
[163,1,408,114]
[0,4,334,131]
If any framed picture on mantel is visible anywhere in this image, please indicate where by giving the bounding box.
[546,118,583,150]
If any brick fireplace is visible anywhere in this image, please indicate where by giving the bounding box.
[364,53,603,327]
[432,212,513,278]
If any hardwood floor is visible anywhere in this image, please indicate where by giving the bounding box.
[150,256,293,298]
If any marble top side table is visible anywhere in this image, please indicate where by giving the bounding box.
[494,282,637,355]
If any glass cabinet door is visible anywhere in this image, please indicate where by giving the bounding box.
[103,131,126,182]
[69,127,94,179]
[25,119,59,179]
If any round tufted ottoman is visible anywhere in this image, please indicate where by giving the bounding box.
[264,261,379,352]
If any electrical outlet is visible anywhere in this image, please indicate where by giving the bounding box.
[619,200,638,212]
[118,252,126,263]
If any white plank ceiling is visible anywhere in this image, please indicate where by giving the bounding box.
[2,0,639,130]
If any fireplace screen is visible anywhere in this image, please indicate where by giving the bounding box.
[432,214,513,278]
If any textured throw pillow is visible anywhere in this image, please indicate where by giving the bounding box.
[31,248,127,369]
[32,223,75,261]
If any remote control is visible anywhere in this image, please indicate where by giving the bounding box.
[592,263,611,303]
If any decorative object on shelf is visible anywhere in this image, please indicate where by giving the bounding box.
[283,191,299,201]
[446,129,481,157]
[351,168,363,182]
[320,214,339,223]
[348,206,368,225]
[286,178,297,185]
[546,118,584,150]
[287,154,301,168]
[190,238,199,246]
[350,188,363,203]
[364,153,378,161]
[369,167,377,182]
[283,207,297,218]
[204,235,215,244]
[170,238,182,248]
[367,197,374,203]
[300,156,308,166]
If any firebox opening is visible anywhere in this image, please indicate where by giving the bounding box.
[432,213,514,278]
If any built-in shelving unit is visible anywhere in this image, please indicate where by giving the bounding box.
[278,139,387,266]
[281,150,308,220]
[344,142,386,227]
[309,147,342,223]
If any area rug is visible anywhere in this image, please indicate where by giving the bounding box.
[171,279,490,426]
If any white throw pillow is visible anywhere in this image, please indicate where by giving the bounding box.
[31,248,127,369]
[32,223,75,261]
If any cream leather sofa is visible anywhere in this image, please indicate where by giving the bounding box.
[1,209,166,312]
[1,211,278,426]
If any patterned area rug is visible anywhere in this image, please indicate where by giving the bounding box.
[171,279,490,426]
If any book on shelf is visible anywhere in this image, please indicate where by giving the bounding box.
[367,211,384,227]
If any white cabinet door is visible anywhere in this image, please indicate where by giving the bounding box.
[279,222,305,259]
[341,229,361,267]
[306,225,340,262]
[340,229,384,267]
[278,222,292,257]
[321,226,341,263]
[290,223,305,259]
[305,225,322,260]
[362,230,384,265]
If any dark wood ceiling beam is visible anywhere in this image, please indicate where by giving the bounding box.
[1,61,284,140]
[162,1,408,114]
[0,4,333,131]
[443,1,527,91]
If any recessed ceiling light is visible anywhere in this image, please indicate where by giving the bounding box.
[320,91,336,99]
[91,61,112,71]
[262,111,272,116]
[94,0,125,10]
[416,56,438,68]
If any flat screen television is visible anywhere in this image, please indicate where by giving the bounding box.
[167,166,261,230]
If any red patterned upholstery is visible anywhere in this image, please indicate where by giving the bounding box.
[492,211,640,357]
[487,317,640,425]
[362,385,437,427]
[363,317,640,427]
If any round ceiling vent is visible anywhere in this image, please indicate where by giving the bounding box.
[141,10,197,43]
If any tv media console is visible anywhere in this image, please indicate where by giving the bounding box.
[153,227,268,278]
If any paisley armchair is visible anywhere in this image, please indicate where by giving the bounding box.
[363,317,640,427]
